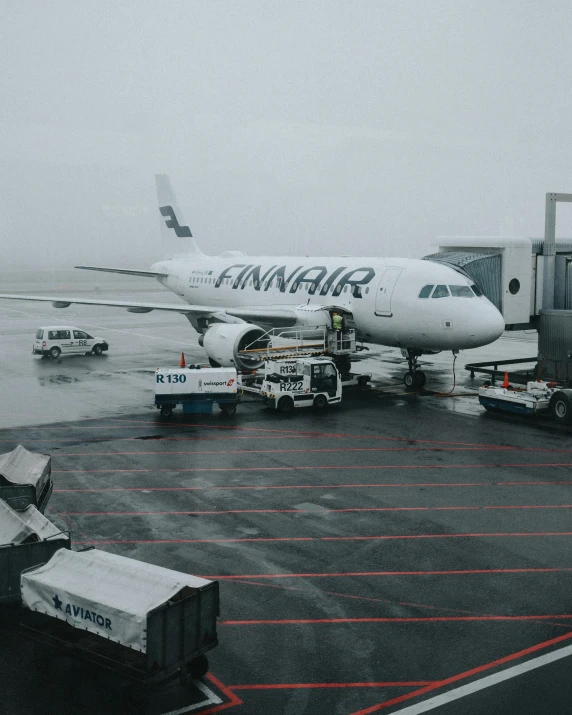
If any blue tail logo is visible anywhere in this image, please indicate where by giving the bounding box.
[160,205,192,238]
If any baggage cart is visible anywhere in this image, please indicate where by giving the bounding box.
[479,380,572,424]
[20,549,219,704]
[0,499,70,604]
[0,445,53,513]
[155,365,239,417]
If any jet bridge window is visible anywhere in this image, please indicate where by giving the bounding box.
[418,285,434,298]
[449,285,474,297]
[431,285,450,298]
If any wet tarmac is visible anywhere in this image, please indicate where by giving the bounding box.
[1,276,572,714]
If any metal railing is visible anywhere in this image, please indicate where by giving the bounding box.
[239,327,357,360]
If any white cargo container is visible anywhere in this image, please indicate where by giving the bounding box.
[21,548,218,654]
[0,445,53,513]
[154,365,238,417]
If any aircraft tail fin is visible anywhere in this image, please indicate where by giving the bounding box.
[155,174,204,257]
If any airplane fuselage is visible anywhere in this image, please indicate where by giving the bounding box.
[152,254,505,351]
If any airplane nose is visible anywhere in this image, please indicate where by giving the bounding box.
[467,304,505,347]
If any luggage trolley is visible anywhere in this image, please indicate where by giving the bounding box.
[155,365,239,418]
[20,549,219,708]
[0,445,53,513]
[0,499,70,604]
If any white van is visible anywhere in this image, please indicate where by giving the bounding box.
[33,326,109,359]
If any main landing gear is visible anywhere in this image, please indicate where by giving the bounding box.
[403,349,426,389]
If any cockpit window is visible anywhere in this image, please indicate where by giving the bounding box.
[471,284,483,297]
[449,285,474,297]
[418,284,434,298]
[431,285,450,298]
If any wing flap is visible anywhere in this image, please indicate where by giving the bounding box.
[226,307,298,326]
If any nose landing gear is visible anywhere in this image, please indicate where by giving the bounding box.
[403,349,426,389]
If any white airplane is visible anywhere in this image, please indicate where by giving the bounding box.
[0,175,504,387]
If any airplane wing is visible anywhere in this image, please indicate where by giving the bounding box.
[74,266,168,277]
[0,294,219,315]
[0,293,302,324]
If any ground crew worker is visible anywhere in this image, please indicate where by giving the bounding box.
[332,312,343,333]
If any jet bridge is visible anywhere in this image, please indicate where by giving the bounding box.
[423,193,572,385]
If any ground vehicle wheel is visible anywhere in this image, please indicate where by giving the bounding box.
[277,396,294,414]
[160,404,173,418]
[313,394,328,410]
[220,404,236,417]
[403,371,416,388]
[189,654,209,678]
[357,375,369,388]
[209,358,222,368]
[550,392,572,424]
[92,344,103,356]
[49,346,61,359]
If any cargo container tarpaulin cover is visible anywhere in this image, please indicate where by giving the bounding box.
[21,549,217,653]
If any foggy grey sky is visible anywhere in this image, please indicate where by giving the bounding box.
[2,1,572,268]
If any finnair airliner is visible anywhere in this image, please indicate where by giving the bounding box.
[0,175,504,387]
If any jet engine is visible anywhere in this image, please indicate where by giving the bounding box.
[200,323,268,370]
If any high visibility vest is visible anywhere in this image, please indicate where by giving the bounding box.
[332,315,343,330]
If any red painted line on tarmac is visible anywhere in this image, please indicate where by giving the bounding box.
[101,419,554,449]
[4,433,572,455]
[55,446,519,456]
[226,578,484,616]
[54,481,572,493]
[72,531,572,545]
[228,681,436,690]
[7,417,529,446]
[51,462,572,474]
[220,614,572,625]
[348,630,572,714]
[202,672,243,714]
[58,504,572,516]
[206,567,572,579]
[321,531,572,541]
[4,418,570,453]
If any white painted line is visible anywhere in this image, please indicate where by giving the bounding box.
[392,642,572,714]
[159,678,223,715]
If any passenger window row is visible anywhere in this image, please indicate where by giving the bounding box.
[418,284,483,299]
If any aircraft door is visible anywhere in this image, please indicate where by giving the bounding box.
[375,269,403,317]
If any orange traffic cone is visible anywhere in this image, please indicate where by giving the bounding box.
[501,371,510,388]
[179,352,186,368]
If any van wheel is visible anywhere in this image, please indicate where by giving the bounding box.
[313,394,328,410]
[49,347,61,359]
[277,396,294,414]
[92,344,103,356]
[160,405,173,418]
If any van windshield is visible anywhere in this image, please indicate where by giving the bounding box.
[36,329,43,339]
